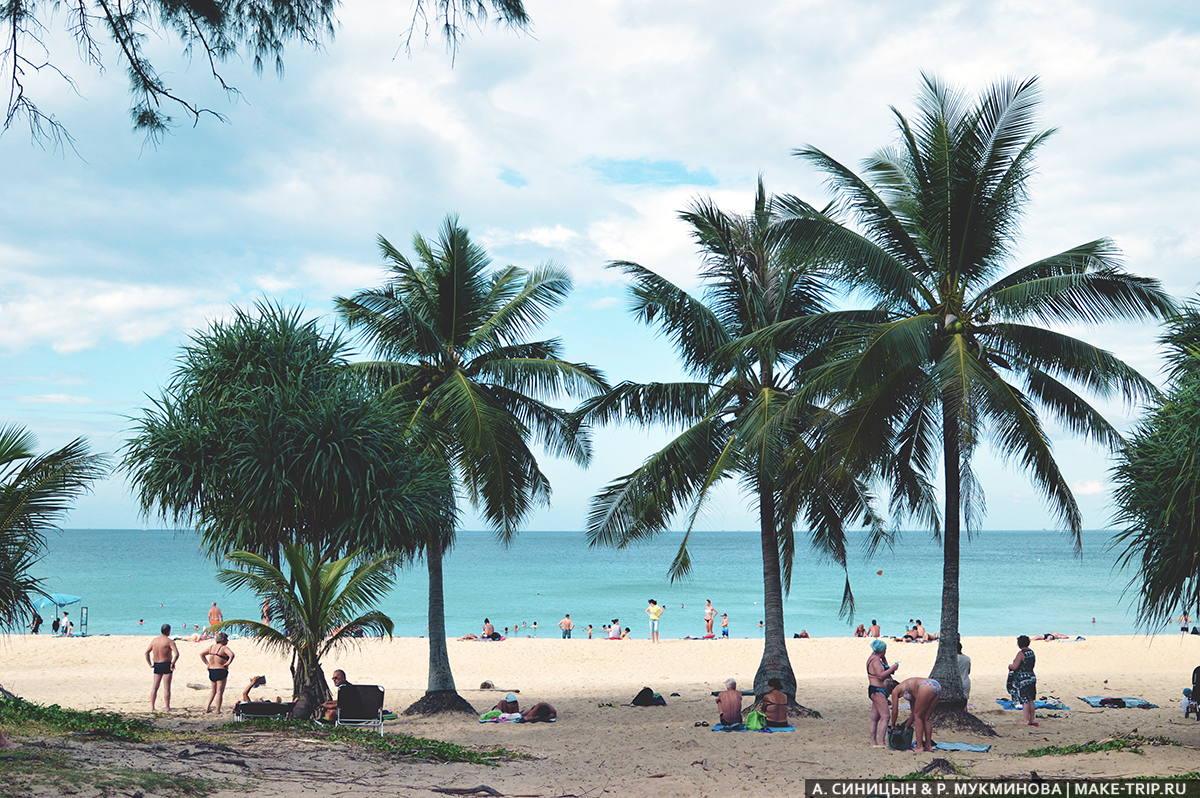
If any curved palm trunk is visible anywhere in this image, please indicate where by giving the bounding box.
[930,401,964,706]
[403,539,475,715]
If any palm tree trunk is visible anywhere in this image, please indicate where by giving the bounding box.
[290,650,329,719]
[752,482,799,701]
[403,538,475,715]
[930,400,964,706]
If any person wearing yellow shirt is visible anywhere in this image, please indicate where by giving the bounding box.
[645,599,665,642]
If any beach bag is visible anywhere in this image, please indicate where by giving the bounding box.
[887,725,914,751]
[631,687,656,706]
[744,710,766,730]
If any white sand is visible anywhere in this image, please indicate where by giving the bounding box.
[3,634,1199,796]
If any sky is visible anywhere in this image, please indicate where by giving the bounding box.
[2,0,1198,534]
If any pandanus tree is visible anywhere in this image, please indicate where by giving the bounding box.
[335,216,607,714]
[1112,300,1200,624]
[124,303,452,714]
[215,545,401,708]
[578,181,888,708]
[756,75,1174,715]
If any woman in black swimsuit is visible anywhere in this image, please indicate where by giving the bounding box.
[200,633,235,713]
[866,639,900,746]
[1007,635,1037,726]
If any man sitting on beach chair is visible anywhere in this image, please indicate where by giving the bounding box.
[321,670,351,722]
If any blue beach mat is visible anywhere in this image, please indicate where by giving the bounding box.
[711,724,796,733]
[1077,696,1158,709]
[933,741,992,752]
[996,699,1069,711]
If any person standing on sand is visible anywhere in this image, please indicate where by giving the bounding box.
[558,614,574,639]
[200,632,235,713]
[868,620,880,638]
[608,619,621,639]
[704,600,717,636]
[1007,635,1038,726]
[645,599,664,642]
[889,677,940,752]
[721,613,729,638]
[60,611,70,636]
[146,624,180,711]
[207,602,223,630]
[29,610,42,634]
[586,624,593,639]
[867,639,899,746]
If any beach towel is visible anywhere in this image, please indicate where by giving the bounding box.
[711,723,795,732]
[478,711,524,723]
[933,741,992,752]
[1078,696,1158,709]
[995,699,1069,711]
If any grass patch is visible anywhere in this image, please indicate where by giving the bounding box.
[205,720,524,765]
[1019,733,1181,758]
[0,748,228,797]
[0,697,154,742]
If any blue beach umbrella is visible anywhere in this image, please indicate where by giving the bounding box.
[36,593,82,611]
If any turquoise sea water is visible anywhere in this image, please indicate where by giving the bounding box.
[29,529,1145,639]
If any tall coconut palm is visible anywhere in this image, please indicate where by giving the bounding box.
[1112,300,1200,624]
[335,216,607,714]
[216,545,401,714]
[579,181,889,706]
[757,75,1174,711]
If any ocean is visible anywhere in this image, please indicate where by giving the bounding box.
[28,528,1147,639]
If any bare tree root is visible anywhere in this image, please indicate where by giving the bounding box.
[403,690,477,716]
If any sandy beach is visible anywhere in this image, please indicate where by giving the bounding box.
[2,633,1199,796]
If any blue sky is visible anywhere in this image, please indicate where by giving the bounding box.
[2,1,1198,533]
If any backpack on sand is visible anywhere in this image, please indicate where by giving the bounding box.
[887,725,914,751]
[744,710,766,730]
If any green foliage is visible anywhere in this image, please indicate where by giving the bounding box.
[1019,734,1180,757]
[1113,301,1200,621]
[0,697,154,741]
[0,427,107,630]
[5,0,530,146]
[123,302,453,563]
[582,180,887,602]
[215,545,400,675]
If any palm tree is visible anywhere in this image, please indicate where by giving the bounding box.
[335,216,607,714]
[0,425,106,748]
[1112,300,1200,624]
[0,426,108,631]
[578,181,888,706]
[762,74,1174,711]
[215,545,401,714]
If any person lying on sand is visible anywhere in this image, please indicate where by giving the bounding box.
[1030,632,1070,641]
[459,633,480,640]
[716,678,743,727]
[889,676,941,752]
[522,702,557,722]
[494,692,521,713]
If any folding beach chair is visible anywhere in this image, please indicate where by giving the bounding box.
[335,684,386,735]
[233,701,295,721]
[1187,666,1200,721]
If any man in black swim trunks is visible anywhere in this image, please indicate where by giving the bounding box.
[146,624,180,712]
[200,632,235,713]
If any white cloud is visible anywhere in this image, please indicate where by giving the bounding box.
[15,393,93,405]
[1073,480,1107,496]
[587,296,620,310]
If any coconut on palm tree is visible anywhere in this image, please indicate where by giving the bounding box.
[758,74,1174,714]
[215,545,401,714]
[579,181,889,707]
[335,216,607,714]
